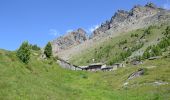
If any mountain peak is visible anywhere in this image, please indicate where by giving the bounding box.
[91,2,165,38]
[51,28,87,53]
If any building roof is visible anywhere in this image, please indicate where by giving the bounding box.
[112,63,123,65]
[89,63,104,66]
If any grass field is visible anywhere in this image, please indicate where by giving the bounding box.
[0,49,170,100]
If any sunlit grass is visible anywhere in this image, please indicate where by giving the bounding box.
[0,49,170,99]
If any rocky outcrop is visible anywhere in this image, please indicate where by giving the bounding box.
[128,68,145,80]
[51,28,87,54]
[91,3,170,38]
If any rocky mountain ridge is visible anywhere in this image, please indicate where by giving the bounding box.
[51,3,170,59]
[92,3,167,38]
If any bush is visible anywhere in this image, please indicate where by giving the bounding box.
[119,39,127,46]
[142,50,150,59]
[131,33,138,38]
[17,41,31,64]
[44,42,52,58]
[145,26,152,35]
[151,45,161,56]
[108,49,132,65]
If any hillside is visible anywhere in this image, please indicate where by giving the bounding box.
[1,2,170,100]
[70,23,170,66]
[0,49,170,100]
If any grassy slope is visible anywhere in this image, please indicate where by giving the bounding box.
[70,24,168,66]
[0,49,170,100]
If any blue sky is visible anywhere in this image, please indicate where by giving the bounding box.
[0,0,170,50]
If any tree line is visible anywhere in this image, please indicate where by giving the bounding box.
[142,26,170,59]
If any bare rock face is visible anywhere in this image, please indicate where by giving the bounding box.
[91,3,170,38]
[51,28,87,54]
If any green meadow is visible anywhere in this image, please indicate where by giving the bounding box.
[0,48,170,100]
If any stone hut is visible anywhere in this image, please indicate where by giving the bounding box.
[113,63,124,67]
[82,63,103,71]
[101,66,113,71]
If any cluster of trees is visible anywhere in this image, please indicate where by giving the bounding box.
[144,26,152,35]
[131,26,157,38]
[131,43,144,52]
[140,26,155,39]
[131,33,139,38]
[120,49,132,61]
[142,26,170,59]
[108,43,144,65]
[108,49,132,65]
[17,41,53,64]
[164,26,170,37]
[157,38,170,50]
[119,39,127,46]
[142,45,161,59]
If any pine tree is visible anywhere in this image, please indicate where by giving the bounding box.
[44,42,52,58]
[17,41,31,64]
[165,26,170,37]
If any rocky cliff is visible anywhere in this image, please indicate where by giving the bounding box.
[92,3,169,38]
[51,28,87,54]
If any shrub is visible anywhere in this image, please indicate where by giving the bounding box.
[119,39,127,46]
[143,50,150,59]
[131,34,134,37]
[151,45,161,56]
[17,41,31,64]
[131,33,139,38]
[44,42,52,58]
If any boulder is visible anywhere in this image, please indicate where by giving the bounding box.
[128,68,144,80]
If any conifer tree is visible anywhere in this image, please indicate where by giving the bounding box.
[44,42,52,58]
[17,41,31,64]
